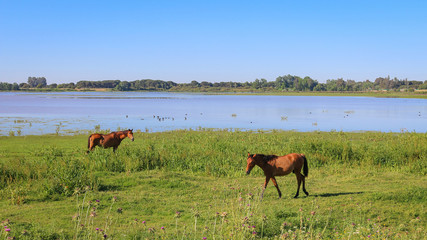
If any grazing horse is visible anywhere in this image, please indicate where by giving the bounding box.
[87,129,134,153]
[246,153,309,199]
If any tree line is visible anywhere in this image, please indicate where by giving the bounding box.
[1,75,427,91]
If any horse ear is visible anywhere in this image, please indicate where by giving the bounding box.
[247,152,250,157]
[253,154,257,158]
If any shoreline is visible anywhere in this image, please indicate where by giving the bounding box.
[1,89,427,99]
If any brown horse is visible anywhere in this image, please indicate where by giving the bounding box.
[87,129,134,153]
[246,152,309,199]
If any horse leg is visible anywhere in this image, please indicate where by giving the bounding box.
[302,175,309,196]
[294,173,302,198]
[271,177,282,199]
[113,147,117,153]
[260,177,270,200]
[87,140,95,154]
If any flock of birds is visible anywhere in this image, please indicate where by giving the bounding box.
[131,111,423,125]
[149,113,209,122]
[154,115,175,122]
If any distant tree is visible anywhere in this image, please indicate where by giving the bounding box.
[200,81,213,87]
[0,82,12,90]
[336,78,345,91]
[275,75,296,89]
[28,74,422,92]
[27,77,47,88]
[101,80,120,88]
[326,80,337,91]
[374,77,389,90]
[114,81,131,91]
[130,79,176,90]
[76,80,120,89]
[0,82,19,90]
[313,83,327,91]
[27,77,36,87]
[345,80,356,91]
[299,76,318,91]
[190,80,200,87]
[362,80,374,91]
[352,82,364,91]
[419,81,427,89]
[407,80,423,89]
[76,81,89,89]
[19,83,30,88]
[389,77,402,89]
[252,79,261,89]
[260,78,268,88]
[12,83,20,90]
[58,82,75,89]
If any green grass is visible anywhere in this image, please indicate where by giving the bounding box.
[203,90,427,99]
[0,130,426,239]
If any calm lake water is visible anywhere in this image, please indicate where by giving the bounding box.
[0,92,426,135]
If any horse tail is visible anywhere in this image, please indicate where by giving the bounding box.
[302,154,308,177]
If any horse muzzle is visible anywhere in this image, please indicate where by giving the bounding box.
[246,170,251,175]
[131,138,134,141]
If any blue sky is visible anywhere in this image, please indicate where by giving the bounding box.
[1,0,426,84]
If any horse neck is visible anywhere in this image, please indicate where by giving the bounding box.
[255,158,268,168]
[258,156,278,169]
[115,131,127,141]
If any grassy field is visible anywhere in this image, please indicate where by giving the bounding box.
[0,130,426,239]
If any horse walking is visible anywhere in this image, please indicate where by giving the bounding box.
[246,152,309,199]
[87,129,134,153]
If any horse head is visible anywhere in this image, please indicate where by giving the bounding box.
[246,153,257,175]
[127,129,134,141]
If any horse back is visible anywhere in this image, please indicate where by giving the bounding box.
[98,132,121,148]
[273,153,305,176]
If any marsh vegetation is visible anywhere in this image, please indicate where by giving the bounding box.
[0,130,426,239]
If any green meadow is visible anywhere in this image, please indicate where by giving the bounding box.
[0,130,426,239]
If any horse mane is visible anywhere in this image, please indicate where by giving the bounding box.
[103,131,122,137]
[112,129,131,134]
[254,154,278,162]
